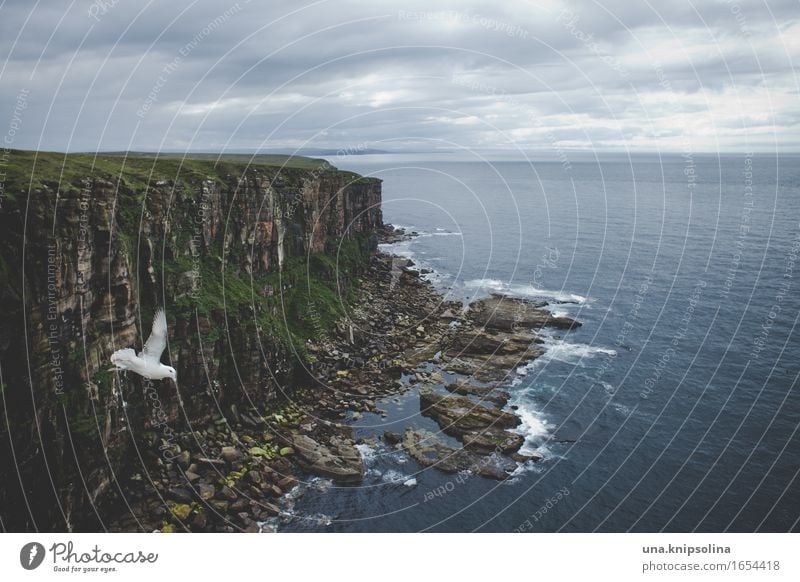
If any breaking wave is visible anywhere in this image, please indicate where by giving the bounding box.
[463,278,588,304]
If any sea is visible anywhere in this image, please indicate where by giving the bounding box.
[273,151,800,532]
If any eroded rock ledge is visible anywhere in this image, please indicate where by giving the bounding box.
[419,387,524,455]
[402,428,518,480]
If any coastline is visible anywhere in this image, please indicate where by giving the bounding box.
[111,225,582,532]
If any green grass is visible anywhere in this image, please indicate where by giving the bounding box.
[109,151,332,171]
[153,231,372,358]
[0,148,340,194]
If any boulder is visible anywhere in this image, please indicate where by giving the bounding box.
[291,435,363,483]
[184,471,201,483]
[383,431,402,445]
[167,487,193,504]
[220,446,242,463]
[169,503,192,521]
[260,502,281,517]
[216,486,238,501]
[208,499,229,513]
[196,457,225,467]
[276,475,298,490]
[175,450,191,469]
[191,511,208,530]
[439,309,459,321]
[195,482,215,501]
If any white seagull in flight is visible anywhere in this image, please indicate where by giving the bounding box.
[109,308,177,383]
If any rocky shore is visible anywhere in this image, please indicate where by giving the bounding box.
[111,225,580,532]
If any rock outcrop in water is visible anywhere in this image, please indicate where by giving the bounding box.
[0,151,381,531]
[402,427,519,480]
[439,295,579,382]
[467,294,580,332]
[419,387,524,454]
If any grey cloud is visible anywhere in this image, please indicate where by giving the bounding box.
[0,0,796,152]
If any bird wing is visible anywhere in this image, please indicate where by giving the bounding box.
[142,308,168,363]
[110,348,138,367]
[111,347,148,374]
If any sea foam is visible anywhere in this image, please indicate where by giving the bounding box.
[463,278,588,304]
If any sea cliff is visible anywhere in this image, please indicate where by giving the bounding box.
[0,151,381,531]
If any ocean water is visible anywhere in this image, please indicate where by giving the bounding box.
[278,152,800,532]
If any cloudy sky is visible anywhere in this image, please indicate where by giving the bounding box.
[1,0,798,153]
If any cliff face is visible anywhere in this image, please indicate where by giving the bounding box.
[0,151,381,531]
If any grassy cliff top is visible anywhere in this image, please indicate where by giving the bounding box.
[0,149,378,196]
[105,150,331,170]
